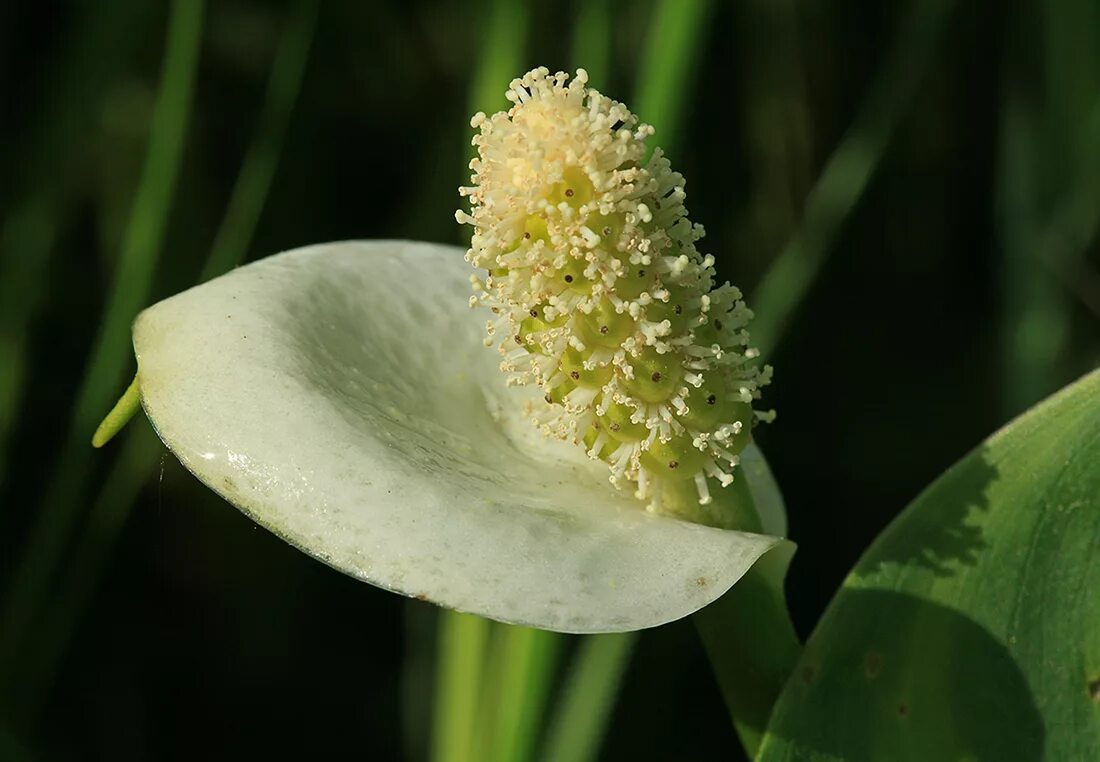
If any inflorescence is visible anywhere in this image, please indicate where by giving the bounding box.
[457,67,773,516]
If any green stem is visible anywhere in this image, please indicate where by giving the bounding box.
[569,0,611,88]
[749,0,954,355]
[681,457,800,758]
[482,624,562,762]
[694,548,799,758]
[0,0,204,685]
[634,0,715,156]
[431,611,491,762]
[540,632,635,762]
[467,0,530,118]
[200,0,318,282]
[997,0,1098,415]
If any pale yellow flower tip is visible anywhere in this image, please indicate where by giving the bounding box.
[457,67,773,522]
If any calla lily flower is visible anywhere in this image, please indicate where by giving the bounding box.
[129,239,789,633]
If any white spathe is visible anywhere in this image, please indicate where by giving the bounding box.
[133,240,788,633]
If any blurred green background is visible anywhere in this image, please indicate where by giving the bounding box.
[0,0,1097,759]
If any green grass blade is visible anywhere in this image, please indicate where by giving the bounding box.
[467,0,530,119]
[749,0,954,355]
[634,0,715,155]
[431,611,491,762]
[482,624,562,762]
[569,0,611,87]
[539,632,635,762]
[998,0,1098,415]
[200,0,318,282]
[3,1,317,720]
[0,0,204,682]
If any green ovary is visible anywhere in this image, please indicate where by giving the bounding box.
[619,347,683,403]
[518,306,567,353]
[678,384,752,434]
[560,348,613,388]
[639,432,707,482]
[556,258,594,295]
[614,265,658,300]
[588,213,623,250]
[549,165,595,207]
[582,423,618,459]
[647,288,699,336]
[597,399,649,442]
[577,297,635,348]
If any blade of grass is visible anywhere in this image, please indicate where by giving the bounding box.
[997,101,1062,415]
[467,0,530,119]
[539,632,634,762]
[0,0,205,685]
[431,611,491,762]
[749,0,955,355]
[998,0,1098,416]
[481,624,563,762]
[633,0,715,155]
[1039,100,1100,317]
[569,0,611,88]
[7,1,318,722]
[200,0,317,282]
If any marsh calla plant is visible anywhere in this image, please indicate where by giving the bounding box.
[87,59,1100,762]
[102,67,791,634]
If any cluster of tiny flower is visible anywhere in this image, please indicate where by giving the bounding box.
[457,67,773,513]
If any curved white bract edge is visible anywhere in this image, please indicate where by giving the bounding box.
[133,240,789,633]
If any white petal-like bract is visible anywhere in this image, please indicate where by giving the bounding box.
[133,241,787,633]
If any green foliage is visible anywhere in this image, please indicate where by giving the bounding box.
[758,368,1100,761]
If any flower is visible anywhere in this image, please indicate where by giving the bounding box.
[122,70,788,633]
[457,68,772,524]
[130,241,786,632]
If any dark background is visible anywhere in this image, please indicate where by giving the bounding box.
[0,1,1097,760]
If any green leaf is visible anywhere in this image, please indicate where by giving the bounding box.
[758,368,1100,761]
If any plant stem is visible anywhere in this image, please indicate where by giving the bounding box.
[482,624,562,762]
[200,0,318,282]
[749,0,954,356]
[569,0,611,88]
[634,0,715,156]
[540,632,635,762]
[997,0,1098,416]
[431,611,491,762]
[0,0,204,685]
[694,548,799,758]
[467,0,530,118]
